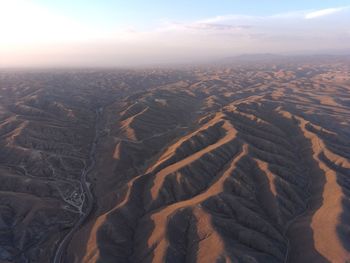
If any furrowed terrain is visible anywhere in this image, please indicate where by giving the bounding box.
[0,58,349,263]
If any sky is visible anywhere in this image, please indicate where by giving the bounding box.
[0,0,350,67]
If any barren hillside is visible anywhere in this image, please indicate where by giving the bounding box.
[0,59,349,262]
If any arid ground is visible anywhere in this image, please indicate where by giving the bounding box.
[0,57,350,263]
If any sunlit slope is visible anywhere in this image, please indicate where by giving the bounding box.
[0,61,349,263]
[74,63,350,263]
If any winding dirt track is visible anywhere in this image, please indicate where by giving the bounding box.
[53,108,104,263]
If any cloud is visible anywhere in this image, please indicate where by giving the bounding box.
[186,23,251,31]
[305,6,349,19]
[154,20,252,34]
[1,2,350,67]
[198,15,257,24]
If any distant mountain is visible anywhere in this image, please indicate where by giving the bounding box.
[227,53,284,62]
[217,53,350,65]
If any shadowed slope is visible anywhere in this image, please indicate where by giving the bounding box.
[1,61,349,263]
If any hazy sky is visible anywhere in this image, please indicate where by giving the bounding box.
[1,0,350,67]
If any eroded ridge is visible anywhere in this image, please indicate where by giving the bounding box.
[0,59,349,263]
